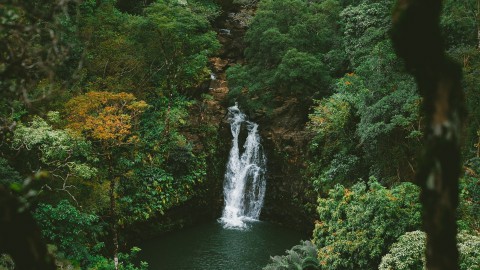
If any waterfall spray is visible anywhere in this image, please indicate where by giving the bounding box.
[220,104,267,229]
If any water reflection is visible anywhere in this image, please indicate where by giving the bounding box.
[139,221,304,270]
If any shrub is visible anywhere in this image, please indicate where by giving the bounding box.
[313,179,421,269]
[264,241,319,270]
[379,231,480,270]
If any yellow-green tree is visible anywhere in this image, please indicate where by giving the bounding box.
[65,91,147,269]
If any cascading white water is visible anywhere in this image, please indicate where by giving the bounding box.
[220,103,267,229]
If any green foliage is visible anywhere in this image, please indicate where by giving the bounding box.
[0,0,74,125]
[459,157,480,232]
[226,64,269,114]
[0,157,22,185]
[441,0,479,48]
[119,167,173,222]
[309,95,351,139]
[307,2,422,186]
[47,245,81,270]
[137,0,220,92]
[115,0,155,15]
[341,1,393,68]
[79,0,219,96]
[35,200,148,269]
[379,231,480,270]
[347,40,420,182]
[1,0,220,268]
[86,247,148,270]
[11,115,98,196]
[264,241,320,270]
[118,162,205,224]
[34,200,103,265]
[458,232,480,270]
[448,47,480,159]
[0,254,14,270]
[227,0,344,110]
[378,231,426,270]
[274,49,330,96]
[12,115,97,186]
[308,70,420,190]
[115,91,207,225]
[2,0,480,269]
[307,82,359,184]
[313,179,421,269]
[189,0,221,21]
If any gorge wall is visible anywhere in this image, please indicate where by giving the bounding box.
[256,100,316,232]
[206,1,317,233]
[209,1,317,232]
[128,1,316,240]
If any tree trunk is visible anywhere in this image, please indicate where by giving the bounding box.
[110,178,119,270]
[391,0,465,269]
[477,0,480,49]
[0,185,56,270]
[477,27,480,50]
[476,131,480,157]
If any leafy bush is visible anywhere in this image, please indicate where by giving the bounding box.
[87,247,148,270]
[459,157,480,232]
[379,231,480,270]
[306,0,421,187]
[313,179,421,269]
[458,233,480,270]
[119,167,180,222]
[378,231,426,270]
[227,0,343,110]
[33,200,103,265]
[264,241,319,270]
[12,115,97,183]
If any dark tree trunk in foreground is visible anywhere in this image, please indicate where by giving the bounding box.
[0,186,56,270]
[391,0,466,269]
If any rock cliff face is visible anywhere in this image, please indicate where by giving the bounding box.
[131,2,317,239]
[155,1,257,228]
[256,99,317,232]
[125,1,316,244]
[206,2,316,232]
[200,0,256,218]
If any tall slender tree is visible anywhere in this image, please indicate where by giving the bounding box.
[65,91,147,269]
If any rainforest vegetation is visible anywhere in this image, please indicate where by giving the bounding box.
[0,0,479,269]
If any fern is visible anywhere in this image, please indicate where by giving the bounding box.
[263,241,320,270]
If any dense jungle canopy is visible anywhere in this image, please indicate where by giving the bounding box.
[0,0,479,269]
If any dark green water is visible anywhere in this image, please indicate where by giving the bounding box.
[139,221,305,270]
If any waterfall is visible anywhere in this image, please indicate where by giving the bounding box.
[220,103,267,229]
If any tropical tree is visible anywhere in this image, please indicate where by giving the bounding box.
[65,91,147,269]
[227,0,344,111]
[12,113,97,204]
